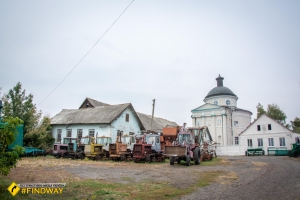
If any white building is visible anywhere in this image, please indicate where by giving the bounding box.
[239,114,300,155]
[191,75,252,147]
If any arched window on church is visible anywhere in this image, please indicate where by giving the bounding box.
[226,100,231,106]
[213,100,218,105]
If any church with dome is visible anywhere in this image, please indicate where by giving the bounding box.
[191,75,252,146]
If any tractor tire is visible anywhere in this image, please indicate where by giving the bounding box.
[170,157,175,165]
[79,153,85,160]
[293,151,299,158]
[193,147,200,165]
[186,155,191,166]
[145,156,151,163]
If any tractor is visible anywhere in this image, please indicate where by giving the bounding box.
[164,123,201,166]
[81,136,108,160]
[53,137,76,158]
[96,136,112,152]
[52,144,68,158]
[289,137,300,157]
[108,130,132,161]
[62,138,85,160]
[132,132,165,163]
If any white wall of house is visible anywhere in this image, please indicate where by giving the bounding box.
[239,115,300,155]
[51,107,142,146]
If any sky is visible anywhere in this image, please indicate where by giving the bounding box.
[0,0,299,126]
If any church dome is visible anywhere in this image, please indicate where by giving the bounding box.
[205,75,237,99]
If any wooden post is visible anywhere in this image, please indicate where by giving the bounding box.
[151,99,155,132]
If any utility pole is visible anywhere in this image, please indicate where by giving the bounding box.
[150,99,155,132]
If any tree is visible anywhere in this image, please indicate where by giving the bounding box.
[24,115,54,151]
[2,82,54,149]
[291,117,300,133]
[256,103,266,118]
[0,116,24,176]
[2,82,40,137]
[266,104,287,124]
[256,103,287,125]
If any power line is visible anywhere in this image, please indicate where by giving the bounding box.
[38,0,135,105]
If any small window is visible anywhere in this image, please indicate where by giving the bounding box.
[89,129,95,137]
[77,129,83,139]
[258,138,263,147]
[279,138,285,146]
[213,100,218,105]
[217,120,221,126]
[268,124,272,130]
[67,129,72,137]
[234,121,238,126]
[235,137,239,145]
[126,113,129,122]
[247,139,252,147]
[57,129,62,142]
[268,138,274,146]
[226,100,231,106]
[61,146,68,150]
[257,125,261,131]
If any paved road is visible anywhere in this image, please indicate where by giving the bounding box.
[180,156,300,200]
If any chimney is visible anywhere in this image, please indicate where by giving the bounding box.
[216,74,224,87]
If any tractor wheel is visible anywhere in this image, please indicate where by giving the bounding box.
[120,155,126,161]
[63,153,68,159]
[145,156,151,163]
[193,147,200,165]
[170,157,175,165]
[293,151,299,158]
[186,155,191,166]
[79,153,85,160]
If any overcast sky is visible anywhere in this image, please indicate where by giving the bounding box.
[0,0,299,126]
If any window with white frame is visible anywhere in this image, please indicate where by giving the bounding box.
[57,129,62,142]
[77,129,83,139]
[213,100,218,105]
[279,137,285,146]
[247,139,252,147]
[226,100,231,106]
[234,121,238,126]
[235,137,239,145]
[197,121,201,127]
[257,125,261,131]
[89,129,95,137]
[67,129,72,137]
[258,138,263,147]
[217,119,221,127]
[268,124,272,130]
[268,138,274,146]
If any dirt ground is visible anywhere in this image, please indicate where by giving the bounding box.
[6,156,300,199]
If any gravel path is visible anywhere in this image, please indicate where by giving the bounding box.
[8,156,300,199]
[180,156,300,200]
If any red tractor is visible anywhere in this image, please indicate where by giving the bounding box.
[132,133,164,163]
[164,124,201,166]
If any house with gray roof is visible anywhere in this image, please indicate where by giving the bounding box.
[51,98,177,150]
